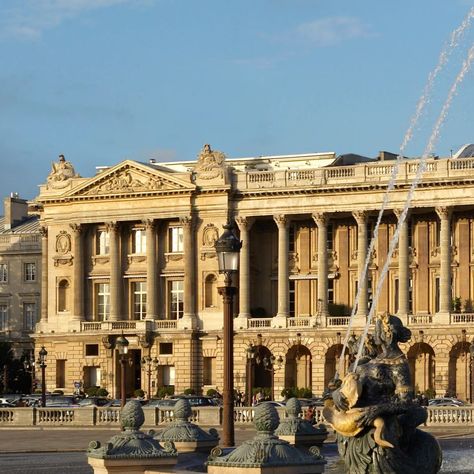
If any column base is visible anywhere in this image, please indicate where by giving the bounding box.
[352,314,368,329]
[435,311,451,325]
[235,315,249,329]
[177,315,198,330]
[68,319,82,332]
[271,315,288,328]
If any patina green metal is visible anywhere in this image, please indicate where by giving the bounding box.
[87,400,177,460]
[207,401,325,468]
[153,398,219,445]
[275,398,328,436]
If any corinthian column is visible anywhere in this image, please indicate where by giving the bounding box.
[180,215,196,328]
[145,219,157,320]
[235,216,255,321]
[394,209,409,317]
[40,226,48,323]
[108,222,121,321]
[274,215,290,320]
[353,210,368,318]
[312,212,329,318]
[70,224,84,321]
[436,206,452,314]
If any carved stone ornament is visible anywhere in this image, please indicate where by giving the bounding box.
[55,231,71,255]
[47,154,79,189]
[193,144,226,180]
[207,402,325,471]
[202,224,219,247]
[87,401,177,460]
[154,398,219,452]
[86,170,166,196]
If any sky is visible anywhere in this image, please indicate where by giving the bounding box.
[2,0,474,200]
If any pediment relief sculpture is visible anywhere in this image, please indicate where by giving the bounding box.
[47,155,79,189]
[193,144,226,180]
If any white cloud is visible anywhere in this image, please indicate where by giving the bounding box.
[296,16,374,47]
[0,0,153,40]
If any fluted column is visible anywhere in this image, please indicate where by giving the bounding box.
[313,212,329,318]
[145,219,157,320]
[40,226,48,323]
[70,224,84,321]
[353,211,368,317]
[436,206,452,314]
[108,222,121,321]
[395,209,410,317]
[274,215,290,319]
[181,216,196,326]
[235,216,255,320]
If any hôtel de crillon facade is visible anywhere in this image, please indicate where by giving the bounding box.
[31,144,474,401]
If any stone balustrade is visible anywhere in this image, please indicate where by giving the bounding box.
[0,405,472,427]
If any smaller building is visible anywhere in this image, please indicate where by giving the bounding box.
[0,194,41,357]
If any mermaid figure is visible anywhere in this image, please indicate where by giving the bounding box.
[324,312,442,474]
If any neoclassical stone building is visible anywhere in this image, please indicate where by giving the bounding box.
[33,145,474,401]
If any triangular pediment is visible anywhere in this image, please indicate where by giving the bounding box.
[66,160,195,198]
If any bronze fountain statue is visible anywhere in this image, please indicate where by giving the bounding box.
[324,312,442,474]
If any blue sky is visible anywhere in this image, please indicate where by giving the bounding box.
[1,0,474,199]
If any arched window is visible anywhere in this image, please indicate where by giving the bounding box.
[58,279,70,312]
[204,274,217,308]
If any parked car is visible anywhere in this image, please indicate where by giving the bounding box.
[255,400,286,408]
[45,395,81,407]
[172,395,219,407]
[77,397,111,407]
[428,397,467,407]
[0,401,16,407]
[144,398,177,408]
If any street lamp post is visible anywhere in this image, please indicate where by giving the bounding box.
[215,222,242,448]
[23,352,36,394]
[37,346,47,407]
[246,343,256,406]
[469,340,474,403]
[141,355,159,400]
[116,334,129,408]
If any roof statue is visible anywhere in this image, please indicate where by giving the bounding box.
[193,144,226,180]
[47,154,79,189]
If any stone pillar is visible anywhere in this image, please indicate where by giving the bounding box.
[39,226,48,323]
[312,212,329,318]
[180,215,196,329]
[273,215,290,325]
[395,209,410,318]
[70,224,84,321]
[235,216,254,323]
[436,206,452,316]
[145,219,157,320]
[353,211,368,319]
[108,222,121,321]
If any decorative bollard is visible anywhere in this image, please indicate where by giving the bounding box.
[275,398,328,448]
[207,401,326,474]
[153,398,219,453]
[87,400,177,474]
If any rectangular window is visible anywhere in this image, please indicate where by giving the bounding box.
[0,305,7,331]
[328,278,335,304]
[159,342,173,355]
[24,303,36,331]
[435,276,440,313]
[132,229,146,254]
[169,227,183,252]
[289,226,296,253]
[394,278,399,314]
[56,360,66,388]
[84,366,101,388]
[0,264,7,283]
[289,280,295,317]
[85,344,99,357]
[96,283,110,321]
[327,224,334,251]
[24,263,36,282]
[203,357,216,385]
[409,277,413,313]
[96,230,110,255]
[162,365,175,386]
[133,281,147,320]
[169,280,184,319]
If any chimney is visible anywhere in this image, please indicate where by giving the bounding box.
[4,194,28,230]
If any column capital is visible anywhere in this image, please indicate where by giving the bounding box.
[312,212,328,227]
[179,215,193,229]
[273,214,290,229]
[435,206,452,221]
[39,225,48,237]
[105,221,120,233]
[69,223,83,235]
[393,208,411,220]
[143,218,156,230]
[235,216,255,232]
[352,210,368,225]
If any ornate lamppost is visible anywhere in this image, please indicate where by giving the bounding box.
[116,334,129,408]
[37,346,47,407]
[215,222,242,447]
[23,351,36,394]
[141,355,159,400]
[469,340,474,403]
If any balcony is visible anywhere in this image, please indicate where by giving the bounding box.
[80,319,178,333]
